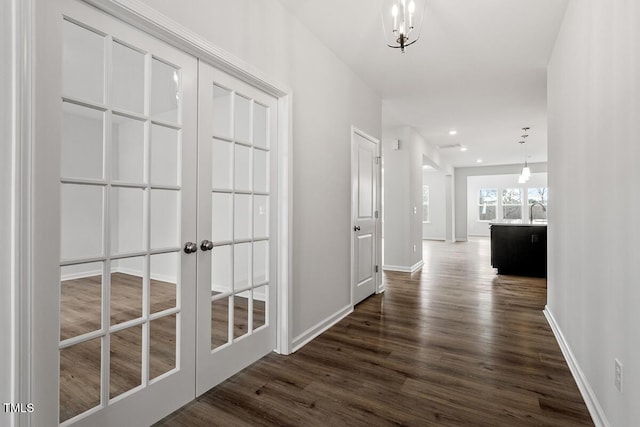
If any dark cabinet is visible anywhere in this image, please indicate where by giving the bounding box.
[490,224,547,277]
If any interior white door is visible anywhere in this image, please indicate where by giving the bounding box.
[33,0,198,425]
[352,129,379,305]
[195,62,278,395]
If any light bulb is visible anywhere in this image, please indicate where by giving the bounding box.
[392,4,398,16]
[408,0,416,13]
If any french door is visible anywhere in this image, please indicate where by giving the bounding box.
[31,0,278,425]
[49,1,199,425]
[196,63,278,395]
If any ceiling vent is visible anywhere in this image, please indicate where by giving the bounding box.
[437,143,463,150]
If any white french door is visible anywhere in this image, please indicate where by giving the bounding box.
[49,1,198,426]
[195,63,278,395]
[31,0,279,425]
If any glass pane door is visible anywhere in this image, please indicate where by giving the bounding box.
[196,62,278,395]
[55,2,197,424]
[33,1,280,425]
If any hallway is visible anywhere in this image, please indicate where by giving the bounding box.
[157,239,592,426]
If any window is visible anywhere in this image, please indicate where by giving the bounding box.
[478,188,497,221]
[528,187,548,221]
[422,185,429,222]
[502,188,522,220]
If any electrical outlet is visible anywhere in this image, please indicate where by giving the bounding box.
[615,359,623,392]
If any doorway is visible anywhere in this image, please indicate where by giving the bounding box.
[28,0,287,425]
[351,127,381,305]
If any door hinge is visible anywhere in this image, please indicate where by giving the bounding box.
[375,156,381,165]
[374,210,379,219]
[375,265,379,273]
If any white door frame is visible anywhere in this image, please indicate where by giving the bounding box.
[350,126,383,307]
[10,0,292,425]
[6,1,37,425]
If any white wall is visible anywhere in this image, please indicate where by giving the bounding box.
[466,173,548,237]
[382,133,410,269]
[59,107,180,282]
[454,163,547,240]
[422,169,446,240]
[60,112,104,261]
[444,175,454,242]
[547,0,640,425]
[137,0,382,344]
[383,127,451,270]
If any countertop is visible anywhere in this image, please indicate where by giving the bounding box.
[490,220,547,227]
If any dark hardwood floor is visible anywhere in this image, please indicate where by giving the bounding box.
[157,238,593,426]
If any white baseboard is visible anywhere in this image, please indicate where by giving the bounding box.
[116,267,176,284]
[62,267,177,284]
[422,237,445,241]
[383,260,424,273]
[291,304,353,353]
[61,268,103,281]
[411,260,424,272]
[543,306,609,427]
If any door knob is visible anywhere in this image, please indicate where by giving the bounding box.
[200,240,214,251]
[183,242,198,254]
[353,226,361,231]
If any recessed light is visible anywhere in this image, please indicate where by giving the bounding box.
[449,130,457,136]
[460,147,468,152]
[476,158,483,163]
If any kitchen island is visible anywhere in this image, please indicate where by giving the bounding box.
[490,221,547,277]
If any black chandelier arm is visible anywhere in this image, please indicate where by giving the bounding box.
[386,39,419,49]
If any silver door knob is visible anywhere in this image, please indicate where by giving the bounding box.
[184,242,198,254]
[200,240,214,251]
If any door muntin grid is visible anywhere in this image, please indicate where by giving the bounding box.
[210,84,271,351]
[59,17,185,424]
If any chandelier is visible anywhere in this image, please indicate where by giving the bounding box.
[380,0,426,53]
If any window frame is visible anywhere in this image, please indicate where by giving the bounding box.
[501,187,523,220]
[422,184,430,223]
[477,188,498,222]
[527,187,548,221]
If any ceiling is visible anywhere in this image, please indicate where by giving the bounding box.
[277,0,568,168]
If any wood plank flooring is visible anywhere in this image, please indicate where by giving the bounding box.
[156,238,593,426]
[59,273,178,422]
[59,272,263,423]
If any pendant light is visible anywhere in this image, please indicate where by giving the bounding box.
[518,171,527,184]
[518,127,531,183]
[380,0,426,53]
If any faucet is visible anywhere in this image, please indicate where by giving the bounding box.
[529,202,547,223]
